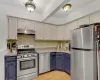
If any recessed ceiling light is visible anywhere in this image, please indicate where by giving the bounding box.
[63,4,72,12]
[25,0,36,12]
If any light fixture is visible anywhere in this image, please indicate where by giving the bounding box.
[24,30,28,34]
[63,4,72,12]
[25,0,36,12]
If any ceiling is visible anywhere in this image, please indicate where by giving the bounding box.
[0,0,98,25]
[52,0,94,18]
[0,0,52,13]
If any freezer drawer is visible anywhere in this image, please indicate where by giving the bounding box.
[71,49,97,80]
[71,25,94,49]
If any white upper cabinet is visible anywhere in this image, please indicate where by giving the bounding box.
[77,16,90,27]
[63,21,78,40]
[26,20,35,30]
[18,19,35,30]
[57,26,64,40]
[8,17,17,39]
[18,19,26,29]
[63,24,70,40]
[50,25,57,40]
[35,23,58,40]
[57,21,78,40]
[35,22,44,40]
[71,21,78,30]
[69,21,78,38]
[44,24,58,40]
[44,24,51,40]
[90,12,100,24]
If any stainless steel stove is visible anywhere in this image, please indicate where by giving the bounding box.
[17,45,38,80]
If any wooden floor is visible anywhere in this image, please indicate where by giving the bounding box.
[33,71,71,80]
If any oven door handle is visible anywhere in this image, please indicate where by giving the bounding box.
[17,57,36,61]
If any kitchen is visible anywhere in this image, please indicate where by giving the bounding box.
[0,0,100,80]
[6,16,71,80]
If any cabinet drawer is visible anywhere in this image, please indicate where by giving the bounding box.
[56,52,64,57]
[50,52,56,56]
[5,56,17,62]
[64,53,70,59]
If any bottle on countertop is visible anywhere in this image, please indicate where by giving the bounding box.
[7,40,17,55]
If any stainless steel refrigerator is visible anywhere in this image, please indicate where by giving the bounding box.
[71,24,100,80]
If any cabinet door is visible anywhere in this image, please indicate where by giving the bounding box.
[44,24,51,40]
[50,53,56,70]
[6,62,16,80]
[35,22,44,40]
[56,56,64,71]
[50,25,57,40]
[90,12,100,24]
[77,16,90,27]
[26,20,35,30]
[64,57,70,73]
[39,54,46,74]
[8,17,17,39]
[63,25,70,40]
[45,53,50,72]
[64,21,78,40]
[17,19,26,29]
[57,26,64,40]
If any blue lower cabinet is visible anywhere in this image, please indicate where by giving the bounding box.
[64,57,70,74]
[56,56,64,71]
[5,56,17,80]
[63,53,70,74]
[50,52,70,74]
[64,53,70,59]
[50,52,56,70]
[56,52,64,56]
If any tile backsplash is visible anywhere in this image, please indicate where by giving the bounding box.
[17,34,35,45]
[17,34,70,53]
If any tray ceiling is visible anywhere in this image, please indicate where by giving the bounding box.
[0,0,98,25]
[0,0,52,13]
[52,0,94,18]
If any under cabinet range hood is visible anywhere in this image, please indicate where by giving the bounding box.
[17,29,35,35]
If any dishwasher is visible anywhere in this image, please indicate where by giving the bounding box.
[39,53,50,74]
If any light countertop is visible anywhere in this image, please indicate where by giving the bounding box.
[5,50,17,56]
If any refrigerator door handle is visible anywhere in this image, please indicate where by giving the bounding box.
[72,47,94,51]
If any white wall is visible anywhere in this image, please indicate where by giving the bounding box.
[0,7,7,80]
[0,10,7,50]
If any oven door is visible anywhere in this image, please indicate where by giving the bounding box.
[17,57,37,77]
